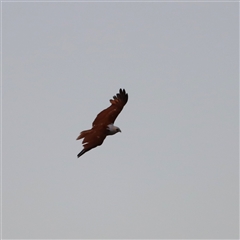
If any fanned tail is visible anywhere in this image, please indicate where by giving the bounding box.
[76,129,92,158]
[76,129,91,140]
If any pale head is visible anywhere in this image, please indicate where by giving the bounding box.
[107,124,121,135]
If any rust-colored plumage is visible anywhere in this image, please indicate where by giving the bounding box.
[76,89,128,158]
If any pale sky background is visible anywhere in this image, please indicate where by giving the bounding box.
[2,1,239,239]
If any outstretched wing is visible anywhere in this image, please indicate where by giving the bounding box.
[92,88,128,126]
[76,125,107,158]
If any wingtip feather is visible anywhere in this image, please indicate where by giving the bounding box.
[77,149,86,158]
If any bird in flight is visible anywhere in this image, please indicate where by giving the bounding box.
[76,88,128,158]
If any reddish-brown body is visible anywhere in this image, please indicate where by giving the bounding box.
[76,89,128,158]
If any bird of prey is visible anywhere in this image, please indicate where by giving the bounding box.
[76,88,128,158]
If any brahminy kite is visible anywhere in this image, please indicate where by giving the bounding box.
[76,88,128,158]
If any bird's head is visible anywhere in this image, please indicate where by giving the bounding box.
[107,124,121,135]
[116,127,121,133]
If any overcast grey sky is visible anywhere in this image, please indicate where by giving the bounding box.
[2,1,239,239]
